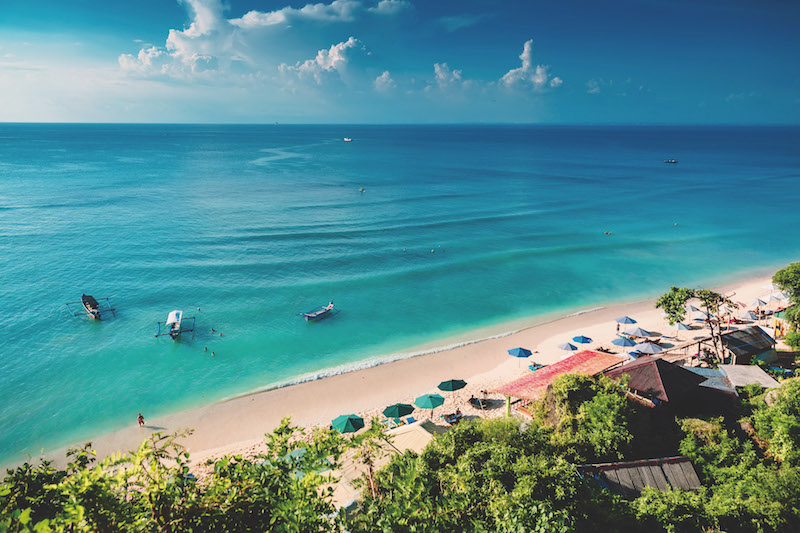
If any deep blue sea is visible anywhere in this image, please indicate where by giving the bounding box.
[1,124,799,464]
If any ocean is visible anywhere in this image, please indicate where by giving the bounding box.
[1,124,798,465]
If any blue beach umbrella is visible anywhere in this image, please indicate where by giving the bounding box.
[634,342,663,355]
[740,310,758,320]
[671,322,691,331]
[558,342,577,351]
[625,327,652,338]
[508,347,532,358]
[612,337,637,348]
[615,316,637,325]
[572,335,592,344]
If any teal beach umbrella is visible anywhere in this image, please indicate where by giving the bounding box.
[383,403,414,418]
[415,394,445,418]
[438,379,467,392]
[331,414,364,433]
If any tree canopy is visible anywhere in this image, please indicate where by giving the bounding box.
[5,376,800,532]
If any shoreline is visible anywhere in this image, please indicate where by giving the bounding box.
[30,267,781,470]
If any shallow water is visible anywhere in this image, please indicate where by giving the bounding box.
[1,124,798,464]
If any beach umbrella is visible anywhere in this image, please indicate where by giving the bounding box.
[438,379,467,392]
[507,347,532,358]
[415,393,445,418]
[764,293,783,303]
[612,337,637,348]
[558,342,577,351]
[615,316,637,325]
[331,414,364,434]
[383,403,414,419]
[763,282,780,291]
[687,305,700,312]
[740,310,758,320]
[572,335,592,344]
[634,342,663,354]
[693,311,710,320]
[625,327,652,337]
[749,298,767,308]
[671,322,691,331]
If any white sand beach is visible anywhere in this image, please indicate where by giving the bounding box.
[48,272,786,470]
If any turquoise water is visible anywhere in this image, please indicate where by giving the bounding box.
[1,124,799,464]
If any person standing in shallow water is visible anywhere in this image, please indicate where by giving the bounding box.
[138,413,145,427]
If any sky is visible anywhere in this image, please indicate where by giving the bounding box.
[0,0,798,123]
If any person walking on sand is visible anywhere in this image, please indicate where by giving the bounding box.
[138,413,145,427]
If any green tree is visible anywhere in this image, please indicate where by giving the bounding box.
[655,287,736,362]
[1,419,354,532]
[774,262,800,303]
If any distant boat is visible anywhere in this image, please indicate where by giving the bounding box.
[343,137,353,142]
[664,159,678,164]
[66,294,115,320]
[156,310,196,339]
[300,302,340,321]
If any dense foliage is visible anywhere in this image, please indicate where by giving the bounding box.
[0,421,350,532]
[774,262,800,304]
[5,377,800,532]
[349,375,800,533]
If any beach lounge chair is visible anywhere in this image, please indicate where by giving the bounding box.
[406,416,416,424]
[529,363,545,372]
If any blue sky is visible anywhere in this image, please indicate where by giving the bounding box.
[1,0,798,123]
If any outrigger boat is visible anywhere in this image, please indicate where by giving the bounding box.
[66,294,115,320]
[300,302,339,322]
[155,310,195,339]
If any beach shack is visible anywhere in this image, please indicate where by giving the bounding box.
[603,356,734,411]
[492,351,624,416]
[717,364,781,389]
[720,326,777,364]
[577,456,702,499]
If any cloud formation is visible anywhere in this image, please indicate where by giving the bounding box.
[501,40,562,91]
[279,37,366,84]
[119,0,407,79]
[374,70,396,91]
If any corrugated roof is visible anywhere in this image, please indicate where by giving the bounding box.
[604,356,707,403]
[718,364,781,388]
[493,351,624,400]
[577,456,701,498]
[721,326,775,357]
[683,367,737,395]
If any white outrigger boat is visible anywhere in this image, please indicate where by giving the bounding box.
[66,294,115,320]
[155,310,195,339]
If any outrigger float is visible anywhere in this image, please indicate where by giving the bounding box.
[155,310,195,339]
[300,302,339,322]
[66,294,115,320]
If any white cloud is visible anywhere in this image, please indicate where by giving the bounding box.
[280,37,366,84]
[373,70,396,91]
[119,0,404,80]
[368,0,411,15]
[230,0,408,29]
[434,62,462,89]
[500,39,561,91]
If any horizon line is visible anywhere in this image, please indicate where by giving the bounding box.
[1,121,798,127]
